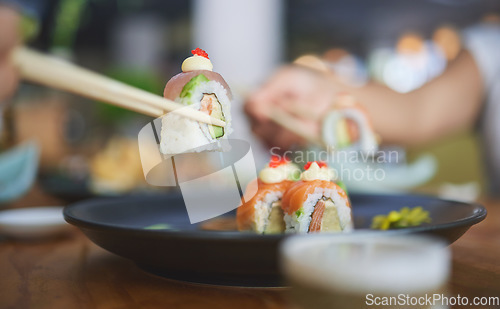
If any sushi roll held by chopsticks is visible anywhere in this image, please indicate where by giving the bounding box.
[160,48,232,154]
[282,161,353,233]
[237,156,300,234]
[322,93,379,154]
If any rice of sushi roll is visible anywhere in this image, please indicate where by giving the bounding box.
[160,48,232,154]
[281,161,353,233]
[236,156,300,234]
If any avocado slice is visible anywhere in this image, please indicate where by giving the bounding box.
[264,202,285,234]
[336,118,351,149]
[179,74,210,101]
[320,199,342,232]
[210,125,224,139]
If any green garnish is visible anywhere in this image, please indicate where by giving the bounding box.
[180,74,209,100]
[295,209,304,217]
[144,223,172,230]
[288,170,301,181]
[371,206,431,230]
[336,180,348,194]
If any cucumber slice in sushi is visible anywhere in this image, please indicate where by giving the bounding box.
[201,93,225,139]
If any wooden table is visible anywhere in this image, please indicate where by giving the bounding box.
[0,185,499,309]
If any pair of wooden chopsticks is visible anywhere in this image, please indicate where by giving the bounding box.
[10,47,225,127]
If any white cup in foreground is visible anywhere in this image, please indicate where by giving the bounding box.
[281,233,450,309]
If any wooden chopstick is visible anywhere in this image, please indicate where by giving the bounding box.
[11,47,226,127]
[268,107,325,148]
[283,102,318,121]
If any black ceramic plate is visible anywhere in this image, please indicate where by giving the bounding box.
[64,193,486,287]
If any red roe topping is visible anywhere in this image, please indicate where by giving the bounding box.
[269,155,290,168]
[191,48,209,59]
[304,161,327,170]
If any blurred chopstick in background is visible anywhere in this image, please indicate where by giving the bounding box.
[10,47,226,127]
[268,107,325,148]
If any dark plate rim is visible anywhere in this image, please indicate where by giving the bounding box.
[63,193,487,241]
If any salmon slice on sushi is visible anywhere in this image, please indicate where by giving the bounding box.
[237,156,300,234]
[281,161,353,233]
[160,48,232,154]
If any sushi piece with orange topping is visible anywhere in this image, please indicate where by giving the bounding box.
[236,156,300,234]
[281,161,353,233]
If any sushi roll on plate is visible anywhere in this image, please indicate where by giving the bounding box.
[237,156,300,234]
[281,161,353,233]
[160,48,232,154]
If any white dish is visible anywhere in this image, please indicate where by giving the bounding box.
[0,207,70,239]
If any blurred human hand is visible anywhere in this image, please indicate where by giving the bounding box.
[0,5,20,103]
[244,65,337,151]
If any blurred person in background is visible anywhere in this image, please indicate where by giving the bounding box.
[245,19,500,196]
[0,0,57,106]
[0,4,20,103]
